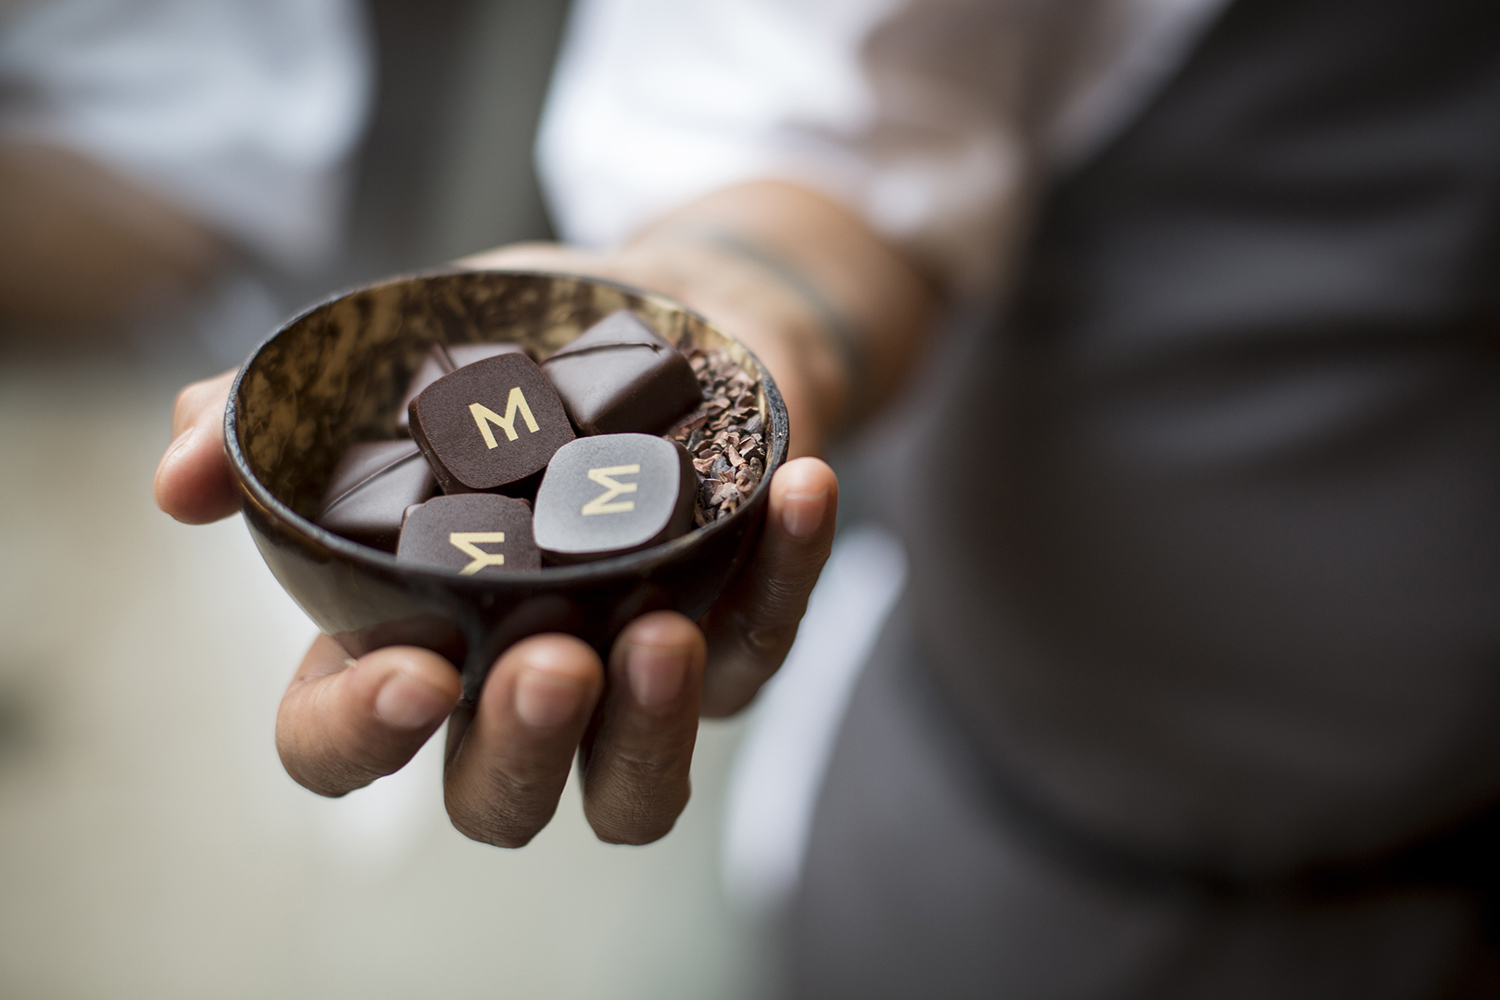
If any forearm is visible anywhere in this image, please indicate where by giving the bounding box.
[0,143,221,330]
[619,181,938,455]
[462,180,938,455]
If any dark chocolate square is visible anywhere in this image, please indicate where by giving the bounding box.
[315,439,438,551]
[541,310,703,435]
[409,352,575,494]
[396,493,540,575]
[532,433,697,563]
[397,341,529,433]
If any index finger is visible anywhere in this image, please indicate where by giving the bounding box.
[153,368,240,524]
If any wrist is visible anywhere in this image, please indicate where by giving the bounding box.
[612,235,846,457]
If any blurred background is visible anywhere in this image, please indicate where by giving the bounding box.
[0,0,815,995]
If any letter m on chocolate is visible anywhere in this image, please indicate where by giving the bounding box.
[581,465,639,515]
[449,531,507,575]
[470,388,540,449]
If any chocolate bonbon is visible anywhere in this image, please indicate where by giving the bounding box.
[532,434,697,563]
[312,326,764,573]
[396,493,539,575]
[315,439,437,551]
[397,341,530,432]
[409,352,575,494]
[541,310,703,435]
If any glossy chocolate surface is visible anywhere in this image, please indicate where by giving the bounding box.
[541,310,703,435]
[316,440,437,551]
[533,435,696,563]
[225,270,788,702]
[397,494,539,575]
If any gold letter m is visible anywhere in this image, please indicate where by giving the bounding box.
[581,465,640,516]
[470,387,540,449]
[449,532,507,575]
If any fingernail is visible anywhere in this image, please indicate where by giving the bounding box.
[514,667,588,729]
[781,489,829,539]
[748,624,796,653]
[626,645,688,709]
[374,671,452,730]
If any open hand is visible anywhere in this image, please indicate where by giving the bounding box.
[153,259,837,846]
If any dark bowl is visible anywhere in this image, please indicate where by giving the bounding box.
[225,270,788,701]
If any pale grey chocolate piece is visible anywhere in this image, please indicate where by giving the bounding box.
[397,342,529,433]
[532,434,696,564]
[541,311,703,435]
[316,439,437,551]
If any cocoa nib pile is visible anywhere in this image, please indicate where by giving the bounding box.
[668,345,767,526]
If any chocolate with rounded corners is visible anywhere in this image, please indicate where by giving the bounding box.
[316,439,437,551]
[542,309,703,435]
[396,341,529,433]
[534,434,696,563]
[397,493,539,575]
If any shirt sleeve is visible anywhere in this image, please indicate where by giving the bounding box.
[0,0,374,269]
[537,0,1232,293]
[536,0,1031,292]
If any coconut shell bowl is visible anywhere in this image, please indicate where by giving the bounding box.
[225,270,789,702]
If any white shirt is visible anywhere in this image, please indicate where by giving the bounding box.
[538,0,1229,293]
[535,0,1251,912]
[0,0,372,269]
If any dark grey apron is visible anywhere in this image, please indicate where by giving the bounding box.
[793,0,1500,995]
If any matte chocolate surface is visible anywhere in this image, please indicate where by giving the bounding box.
[409,352,575,494]
[315,440,437,551]
[533,434,697,563]
[542,310,703,435]
[396,493,539,575]
[396,341,529,433]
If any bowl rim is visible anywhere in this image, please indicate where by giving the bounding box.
[223,267,789,589]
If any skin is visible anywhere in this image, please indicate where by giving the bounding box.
[0,143,220,332]
[153,180,936,847]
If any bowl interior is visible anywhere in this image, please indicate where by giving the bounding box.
[231,269,778,570]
